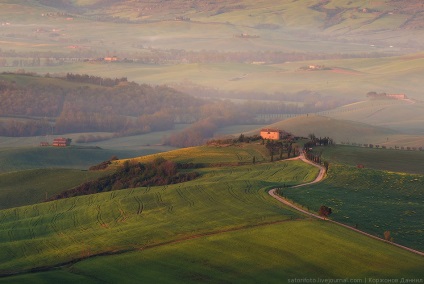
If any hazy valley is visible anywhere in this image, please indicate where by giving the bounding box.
[0,1,423,283]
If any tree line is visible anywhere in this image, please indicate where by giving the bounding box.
[0,74,205,136]
[0,73,355,144]
[47,157,200,200]
[0,47,396,67]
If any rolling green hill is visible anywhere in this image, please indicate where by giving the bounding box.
[315,145,424,175]
[0,168,109,210]
[281,163,424,251]
[0,146,156,173]
[0,144,423,282]
[0,156,317,274]
[2,221,423,283]
[1,1,424,280]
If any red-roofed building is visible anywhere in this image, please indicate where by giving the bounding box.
[260,128,293,141]
[260,129,281,140]
[52,138,72,147]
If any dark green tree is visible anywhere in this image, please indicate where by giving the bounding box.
[318,205,332,219]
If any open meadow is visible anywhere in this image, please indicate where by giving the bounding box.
[0,144,423,282]
[281,146,424,251]
[320,100,424,135]
[0,146,156,173]
[2,221,423,283]
[0,168,109,210]
[0,154,316,274]
[2,0,424,103]
[317,145,424,174]
[3,53,424,102]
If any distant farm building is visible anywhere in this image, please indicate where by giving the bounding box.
[104,56,118,62]
[52,138,72,147]
[387,94,407,100]
[260,129,291,140]
[367,92,407,100]
[40,142,49,147]
[175,16,190,21]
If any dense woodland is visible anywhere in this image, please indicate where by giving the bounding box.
[0,73,203,136]
[0,73,353,146]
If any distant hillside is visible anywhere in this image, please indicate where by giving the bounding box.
[247,115,397,144]
[323,100,424,135]
[0,73,223,137]
[36,0,424,31]
[245,114,424,148]
[0,0,420,55]
[34,0,424,36]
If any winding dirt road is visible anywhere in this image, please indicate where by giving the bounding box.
[269,154,424,256]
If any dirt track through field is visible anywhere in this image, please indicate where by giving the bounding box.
[269,153,424,256]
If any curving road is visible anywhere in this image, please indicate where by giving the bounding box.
[269,153,424,256]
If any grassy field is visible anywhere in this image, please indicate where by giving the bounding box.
[2,221,423,283]
[317,145,424,174]
[4,54,424,101]
[0,144,422,281]
[0,157,316,274]
[1,1,423,111]
[281,163,424,251]
[0,146,162,173]
[0,169,109,210]
[2,1,424,280]
[120,143,272,165]
[3,0,416,54]
[321,100,424,135]
[79,124,189,151]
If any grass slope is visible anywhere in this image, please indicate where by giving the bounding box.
[35,0,424,36]
[281,164,424,251]
[3,221,423,283]
[0,146,157,173]
[0,156,316,274]
[323,100,424,135]
[6,54,424,101]
[0,169,109,210]
[120,143,271,165]
[318,145,424,174]
[0,144,422,281]
[247,115,397,144]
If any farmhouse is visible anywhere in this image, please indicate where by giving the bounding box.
[367,92,408,100]
[387,94,407,100]
[260,128,287,140]
[104,56,118,62]
[52,138,72,147]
